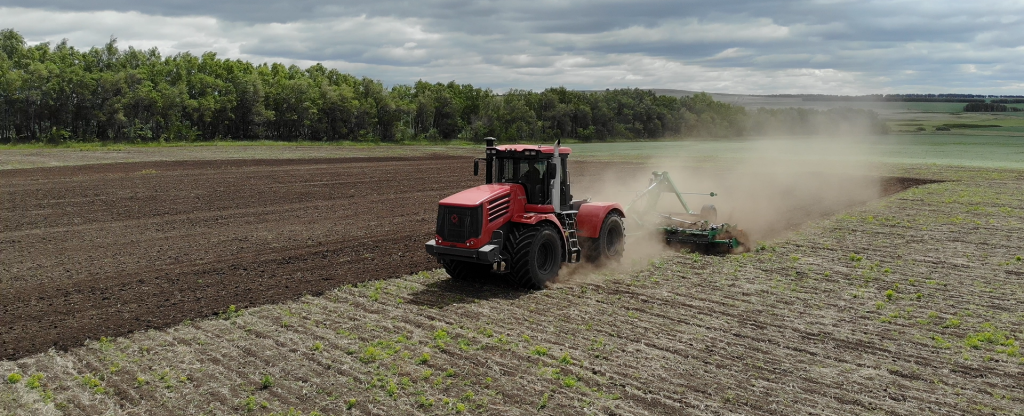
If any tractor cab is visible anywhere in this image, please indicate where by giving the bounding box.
[477,139,572,211]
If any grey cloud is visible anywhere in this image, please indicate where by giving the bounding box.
[2,0,1023,93]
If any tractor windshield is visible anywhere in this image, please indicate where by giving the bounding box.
[496,158,549,204]
[492,155,571,208]
[496,158,547,184]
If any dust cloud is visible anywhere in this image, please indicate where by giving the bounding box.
[559,133,886,283]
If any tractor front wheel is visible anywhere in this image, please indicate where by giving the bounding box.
[509,224,562,290]
[442,259,492,281]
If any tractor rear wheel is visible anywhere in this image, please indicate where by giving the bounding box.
[441,259,491,281]
[509,223,562,290]
[585,212,625,264]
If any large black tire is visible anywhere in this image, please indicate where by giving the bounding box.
[584,212,625,264]
[508,223,562,290]
[441,259,491,281]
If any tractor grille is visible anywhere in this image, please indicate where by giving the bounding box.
[436,205,482,244]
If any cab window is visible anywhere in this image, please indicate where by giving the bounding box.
[496,158,547,184]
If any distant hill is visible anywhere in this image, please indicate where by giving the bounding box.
[582,89,1024,104]
[579,89,804,105]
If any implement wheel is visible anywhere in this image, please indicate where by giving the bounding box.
[509,223,562,290]
[441,259,491,281]
[585,212,625,264]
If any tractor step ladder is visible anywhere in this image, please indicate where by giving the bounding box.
[562,211,582,263]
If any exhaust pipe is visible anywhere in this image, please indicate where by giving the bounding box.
[552,138,561,213]
[484,137,496,184]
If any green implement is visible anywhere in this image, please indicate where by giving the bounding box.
[625,171,749,253]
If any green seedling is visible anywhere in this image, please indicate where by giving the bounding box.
[219,305,243,320]
[538,393,550,410]
[26,374,43,389]
[562,375,578,388]
[433,329,450,347]
[360,346,386,363]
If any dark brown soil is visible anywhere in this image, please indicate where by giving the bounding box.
[881,176,942,196]
[1,156,480,360]
[0,156,927,361]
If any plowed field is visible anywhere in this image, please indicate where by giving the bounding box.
[4,153,1022,415]
[1,156,481,360]
[2,156,929,361]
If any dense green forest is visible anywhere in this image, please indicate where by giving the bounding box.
[0,29,887,144]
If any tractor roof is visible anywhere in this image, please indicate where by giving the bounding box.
[495,144,572,155]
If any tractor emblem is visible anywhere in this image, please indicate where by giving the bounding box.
[451,214,459,224]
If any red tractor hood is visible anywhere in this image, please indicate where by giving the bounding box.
[439,184,513,207]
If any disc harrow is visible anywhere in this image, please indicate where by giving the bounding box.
[626,171,750,253]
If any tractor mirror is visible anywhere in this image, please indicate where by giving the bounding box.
[473,159,479,176]
[546,162,556,178]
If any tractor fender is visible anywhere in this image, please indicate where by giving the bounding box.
[510,214,567,261]
[576,203,625,238]
[510,214,564,234]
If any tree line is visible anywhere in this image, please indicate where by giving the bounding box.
[963,103,1023,112]
[0,29,887,144]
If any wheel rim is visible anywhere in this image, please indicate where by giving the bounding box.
[604,223,623,256]
[537,239,557,275]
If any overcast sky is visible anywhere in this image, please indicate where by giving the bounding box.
[2,0,1022,94]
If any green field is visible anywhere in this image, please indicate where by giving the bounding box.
[4,134,1021,171]
[565,101,1024,170]
[569,135,1024,169]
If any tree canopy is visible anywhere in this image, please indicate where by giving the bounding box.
[0,29,888,144]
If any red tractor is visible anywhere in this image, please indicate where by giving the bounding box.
[425,138,626,289]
